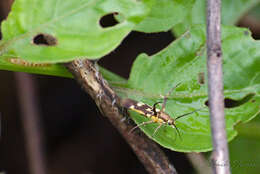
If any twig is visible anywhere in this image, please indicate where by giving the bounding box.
[186,153,212,174]
[65,59,177,174]
[206,0,231,174]
[14,72,47,174]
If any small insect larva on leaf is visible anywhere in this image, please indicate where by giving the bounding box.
[9,58,50,67]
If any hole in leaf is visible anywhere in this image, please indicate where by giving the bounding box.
[33,33,57,46]
[99,12,120,28]
[204,93,255,108]
[197,72,205,85]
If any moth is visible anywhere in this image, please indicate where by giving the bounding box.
[120,83,203,138]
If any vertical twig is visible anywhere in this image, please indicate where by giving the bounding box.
[14,72,47,174]
[206,0,231,174]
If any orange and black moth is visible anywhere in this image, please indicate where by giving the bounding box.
[121,98,176,125]
[121,98,189,137]
[120,83,203,137]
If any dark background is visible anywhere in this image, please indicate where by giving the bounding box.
[0,1,259,174]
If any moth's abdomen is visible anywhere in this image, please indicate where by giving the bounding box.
[121,98,155,118]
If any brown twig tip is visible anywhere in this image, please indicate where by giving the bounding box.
[207,0,231,174]
[65,59,177,174]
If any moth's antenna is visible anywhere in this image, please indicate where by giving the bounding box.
[171,124,182,141]
[175,107,206,120]
[172,106,206,140]
[161,82,181,112]
[152,101,162,116]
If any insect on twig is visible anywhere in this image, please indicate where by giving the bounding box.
[121,83,204,139]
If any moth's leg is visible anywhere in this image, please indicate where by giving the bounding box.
[152,123,163,137]
[129,120,154,134]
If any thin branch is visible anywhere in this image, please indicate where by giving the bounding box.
[206,0,231,174]
[186,153,212,174]
[14,72,47,174]
[65,59,177,174]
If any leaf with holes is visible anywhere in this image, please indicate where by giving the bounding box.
[114,25,260,152]
[0,0,153,63]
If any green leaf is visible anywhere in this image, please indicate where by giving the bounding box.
[229,135,260,173]
[173,0,260,36]
[0,55,73,78]
[248,3,260,18]
[0,0,153,63]
[0,52,128,81]
[229,116,260,174]
[115,25,260,152]
[134,0,195,33]
[99,66,127,85]
[221,0,260,24]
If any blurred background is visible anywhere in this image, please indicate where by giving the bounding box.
[0,0,260,174]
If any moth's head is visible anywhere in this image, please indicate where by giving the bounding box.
[167,118,174,125]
